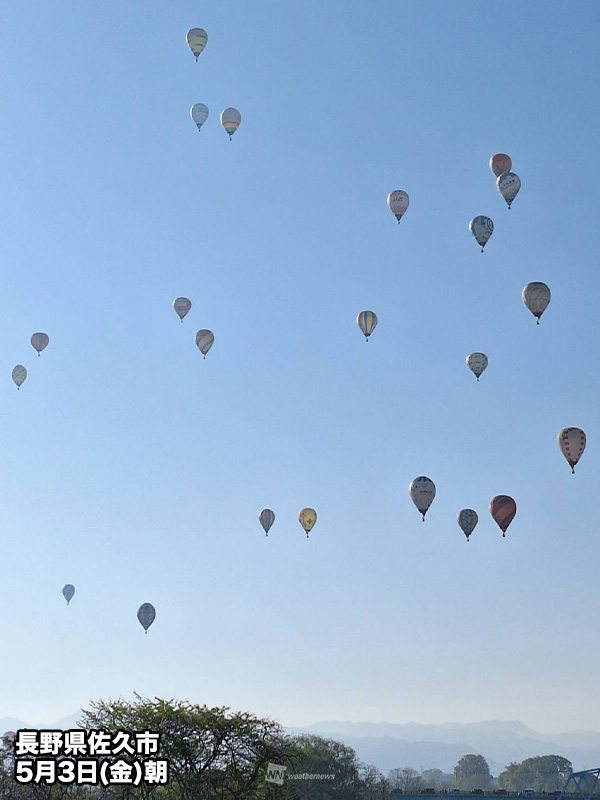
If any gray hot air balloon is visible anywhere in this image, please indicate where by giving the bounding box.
[357,311,378,341]
[558,427,586,474]
[137,603,156,634]
[31,332,49,356]
[62,584,75,605]
[409,476,436,521]
[195,329,214,358]
[457,509,478,541]
[522,282,551,325]
[12,365,27,389]
[469,216,494,252]
[258,509,275,536]
[173,297,192,322]
[466,352,488,381]
[186,28,207,60]
[190,103,209,132]
[497,172,521,209]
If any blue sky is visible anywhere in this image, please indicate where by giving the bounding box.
[1,0,599,733]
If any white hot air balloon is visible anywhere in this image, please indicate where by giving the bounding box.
[522,282,551,325]
[186,28,207,61]
[469,216,494,252]
[558,427,586,474]
[137,603,156,633]
[173,297,192,322]
[457,509,478,541]
[357,311,378,341]
[190,103,209,132]
[409,476,436,521]
[62,584,75,605]
[466,352,488,381]
[12,365,27,389]
[497,172,521,209]
[195,329,214,358]
[387,190,409,223]
[220,108,241,139]
[31,332,49,356]
[489,153,512,177]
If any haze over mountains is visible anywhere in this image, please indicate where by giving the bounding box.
[286,720,600,773]
[2,715,598,774]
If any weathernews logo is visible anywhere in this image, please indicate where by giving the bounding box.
[265,763,287,785]
[265,763,335,785]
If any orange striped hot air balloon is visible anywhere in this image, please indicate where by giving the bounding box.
[489,495,516,537]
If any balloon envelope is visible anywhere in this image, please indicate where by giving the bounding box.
[137,603,156,633]
[31,332,49,355]
[522,282,550,324]
[220,108,241,138]
[469,216,494,251]
[299,508,317,536]
[387,190,409,223]
[489,495,516,536]
[62,584,75,604]
[173,297,192,321]
[357,311,378,340]
[195,330,214,358]
[259,509,275,535]
[497,172,521,209]
[12,365,27,388]
[489,153,512,177]
[190,103,209,131]
[466,352,488,381]
[558,427,586,473]
[186,28,207,60]
[457,509,478,540]
[409,476,436,521]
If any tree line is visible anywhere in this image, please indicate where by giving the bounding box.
[0,696,576,799]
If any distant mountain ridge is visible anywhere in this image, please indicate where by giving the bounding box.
[286,720,600,773]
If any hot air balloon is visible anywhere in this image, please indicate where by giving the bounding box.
[62,584,75,605]
[299,508,317,537]
[469,216,494,252]
[259,509,275,536]
[186,28,207,60]
[195,330,214,358]
[522,282,550,325]
[497,172,521,209]
[137,603,156,634]
[173,297,192,322]
[31,333,49,356]
[387,190,409,223]
[490,495,516,537]
[466,352,488,381]
[11,365,26,389]
[457,509,478,541]
[489,153,512,177]
[409,476,436,521]
[357,311,378,341]
[220,108,241,139]
[190,103,209,132]
[558,427,586,474]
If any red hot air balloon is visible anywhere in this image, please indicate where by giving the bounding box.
[489,495,516,537]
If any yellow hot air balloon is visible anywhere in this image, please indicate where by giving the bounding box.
[299,508,317,537]
[186,28,207,61]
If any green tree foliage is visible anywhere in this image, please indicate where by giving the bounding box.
[81,694,296,799]
[454,754,492,791]
[497,756,572,792]
[421,769,455,790]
